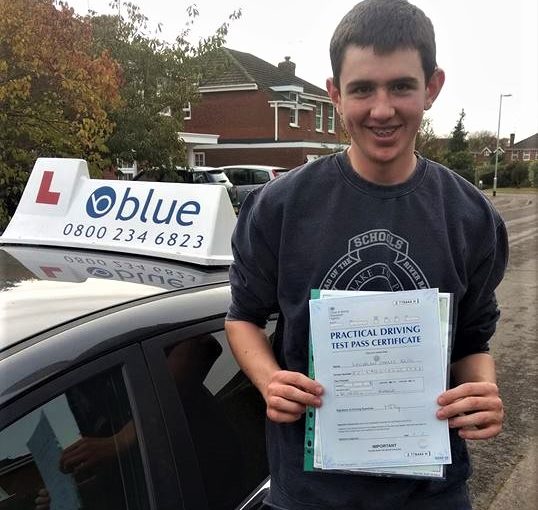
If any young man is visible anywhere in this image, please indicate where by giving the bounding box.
[225,1,508,508]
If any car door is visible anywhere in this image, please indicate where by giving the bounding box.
[224,168,260,206]
[142,318,274,510]
[0,346,182,510]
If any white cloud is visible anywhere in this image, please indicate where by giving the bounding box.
[67,0,538,140]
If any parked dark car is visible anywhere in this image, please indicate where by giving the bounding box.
[134,167,240,213]
[218,165,288,208]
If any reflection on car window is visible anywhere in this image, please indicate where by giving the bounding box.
[0,368,149,510]
[164,330,269,510]
[252,171,270,185]
[228,169,250,186]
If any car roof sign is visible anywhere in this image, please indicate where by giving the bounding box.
[0,158,237,265]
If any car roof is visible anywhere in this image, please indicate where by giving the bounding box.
[219,165,286,171]
[0,244,229,351]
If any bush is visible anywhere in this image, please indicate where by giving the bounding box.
[503,161,530,188]
[0,162,28,232]
[527,161,538,187]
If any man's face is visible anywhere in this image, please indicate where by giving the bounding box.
[327,46,444,183]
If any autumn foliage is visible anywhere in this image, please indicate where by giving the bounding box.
[0,0,122,228]
[0,0,239,231]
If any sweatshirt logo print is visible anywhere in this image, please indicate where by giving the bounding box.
[320,229,429,291]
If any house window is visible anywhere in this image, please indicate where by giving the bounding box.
[523,151,530,161]
[194,152,205,166]
[159,106,172,117]
[315,102,323,131]
[511,152,518,161]
[183,102,192,120]
[289,92,299,126]
[328,105,335,133]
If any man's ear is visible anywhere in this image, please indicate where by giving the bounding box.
[424,68,445,111]
[326,77,341,113]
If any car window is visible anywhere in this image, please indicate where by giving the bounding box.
[225,169,250,186]
[192,172,207,184]
[0,368,149,510]
[162,327,272,510]
[204,171,230,184]
[251,170,270,185]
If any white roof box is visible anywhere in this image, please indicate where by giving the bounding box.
[1,158,237,265]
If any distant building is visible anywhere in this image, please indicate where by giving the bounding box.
[505,133,538,163]
[182,48,347,169]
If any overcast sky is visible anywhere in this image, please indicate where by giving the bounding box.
[68,0,538,141]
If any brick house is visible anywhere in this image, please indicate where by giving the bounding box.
[505,133,538,163]
[181,48,347,169]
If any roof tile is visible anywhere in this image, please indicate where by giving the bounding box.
[201,48,328,98]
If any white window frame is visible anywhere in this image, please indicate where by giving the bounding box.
[511,152,518,161]
[159,106,172,117]
[183,102,192,120]
[328,105,335,133]
[194,152,205,166]
[523,151,531,161]
[289,92,299,127]
[315,102,323,132]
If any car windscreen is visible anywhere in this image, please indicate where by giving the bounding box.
[202,171,230,184]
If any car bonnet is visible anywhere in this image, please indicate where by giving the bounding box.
[0,245,229,350]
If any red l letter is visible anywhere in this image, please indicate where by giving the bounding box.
[36,171,60,205]
[41,266,62,278]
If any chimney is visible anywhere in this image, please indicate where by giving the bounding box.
[278,56,296,76]
[509,133,515,148]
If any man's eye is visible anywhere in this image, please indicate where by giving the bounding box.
[392,83,412,93]
[352,86,373,96]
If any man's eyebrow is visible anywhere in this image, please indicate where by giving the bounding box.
[345,77,420,90]
[388,77,420,86]
[345,80,374,91]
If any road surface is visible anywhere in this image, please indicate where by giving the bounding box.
[468,192,538,510]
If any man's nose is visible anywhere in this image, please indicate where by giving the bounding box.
[370,91,395,121]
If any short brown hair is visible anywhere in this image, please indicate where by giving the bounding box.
[330,0,437,88]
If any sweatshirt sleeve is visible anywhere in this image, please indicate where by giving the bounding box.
[451,217,509,362]
[226,188,280,328]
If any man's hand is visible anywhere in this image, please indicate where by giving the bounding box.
[34,488,50,510]
[436,381,503,440]
[60,436,116,473]
[264,370,323,423]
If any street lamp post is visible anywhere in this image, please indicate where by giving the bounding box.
[493,93,512,197]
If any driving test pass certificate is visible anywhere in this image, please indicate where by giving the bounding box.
[309,288,451,470]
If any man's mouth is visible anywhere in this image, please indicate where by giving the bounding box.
[368,126,400,137]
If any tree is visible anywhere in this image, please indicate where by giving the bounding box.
[447,109,468,153]
[415,116,441,160]
[88,2,241,171]
[445,109,474,183]
[468,130,496,153]
[0,0,122,229]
